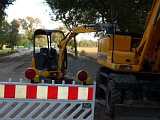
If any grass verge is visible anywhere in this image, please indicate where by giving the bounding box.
[0,49,16,57]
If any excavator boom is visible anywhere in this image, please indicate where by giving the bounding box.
[137,0,160,71]
[57,25,100,78]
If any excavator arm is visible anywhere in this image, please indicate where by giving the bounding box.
[57,25,99,79]
[137,0,160,71]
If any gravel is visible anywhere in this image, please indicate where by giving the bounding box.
[67,55,101,81]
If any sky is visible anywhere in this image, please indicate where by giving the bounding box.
[5,0,98,41]
[6,0,63,29]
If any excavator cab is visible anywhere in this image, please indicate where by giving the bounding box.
[25,29,65,83]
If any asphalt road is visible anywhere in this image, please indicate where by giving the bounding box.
[0,52,101,82]
[0,51,111,120]
[0,52,32,82]
[0,52,159,120]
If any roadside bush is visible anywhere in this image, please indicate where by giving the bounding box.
[79,50,86,56]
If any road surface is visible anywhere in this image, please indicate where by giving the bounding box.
[0,52,32,82]
[0,51,111,120]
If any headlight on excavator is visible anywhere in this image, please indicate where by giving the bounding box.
[76,70,88,83]
[25,68,36,80]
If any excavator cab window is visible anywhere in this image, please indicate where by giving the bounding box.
[34,35,48,53]
[33,29,65,71]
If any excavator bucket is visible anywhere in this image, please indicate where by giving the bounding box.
[0,81,96,120]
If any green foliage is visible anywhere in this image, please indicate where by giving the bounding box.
[0,49,16,57]
[0,19,32,50]
[17,34,31,48]
[0,16,40,50]
[18,17,41,41]
[8,19,20,50]
[0,0,15,26]
[51,31,65,44]
[0,20,11,49]
[46,0,152,33]
[35,35,48,47]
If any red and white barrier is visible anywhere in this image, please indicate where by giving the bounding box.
[0,83,94,101]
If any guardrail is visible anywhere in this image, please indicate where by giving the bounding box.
[0,81,96,120]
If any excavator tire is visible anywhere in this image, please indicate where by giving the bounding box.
[105,79,121,114]
[96,67,121,115]
[97,67,160,120]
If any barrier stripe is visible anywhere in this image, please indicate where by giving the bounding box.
[0,84,94,101]
[78,87,88,100]
[0,85,4,98]
[68,86,78,100]
[58,87,68,99]
[15,85,26,98]
[48,86,58,99]
[37,86,48,99]
[88,87,94,100]
[4,84,15,98]
[26,85,37,99]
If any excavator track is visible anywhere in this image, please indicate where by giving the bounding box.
[96,67,160,120]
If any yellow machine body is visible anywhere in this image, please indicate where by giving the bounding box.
[97,0,160,73]
[28,29,65,83]
[97,35,140,72]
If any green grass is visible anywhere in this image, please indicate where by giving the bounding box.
[0,49,16,57]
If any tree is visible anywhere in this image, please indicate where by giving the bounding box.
[78,40,97,47]
[52,31,65,45]
[46,0,152,33]
[17,34,31,48]
[0,0,15,26]
[8,19,20,50]
[18,17,41,41]
[0,20,11,49]
[35,35,48,47]
[0,0,16,49]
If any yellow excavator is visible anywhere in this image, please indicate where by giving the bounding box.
[25,29,66,83]
[95,0,160,118]
[25,27,97,84]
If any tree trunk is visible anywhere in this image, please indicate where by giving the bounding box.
[11,45,14,51]
[0,43,3,50]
